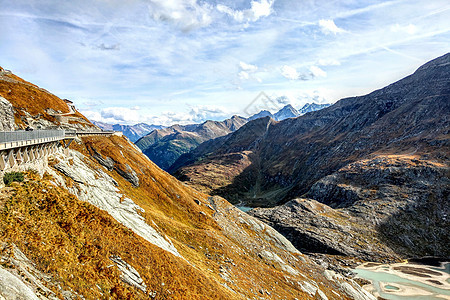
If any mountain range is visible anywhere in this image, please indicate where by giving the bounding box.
[136,102,330,170]
[135,116,247,170]
[93,121,164,142]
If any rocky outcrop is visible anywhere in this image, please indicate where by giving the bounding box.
[89,145,139,186]
[114,164,139,187]
[110,256,147,292]
[0,266,40,300]
[51,150,179,257]
[251,155,450,261]
[0,96,17,131]
[251,198,398,260]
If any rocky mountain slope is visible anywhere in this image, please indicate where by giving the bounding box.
[171,54,449,261]
[94,121,164,142]
[0,67,97,131]
[135,115,247,170]
[251,155,449,261]
[0,69,374,299]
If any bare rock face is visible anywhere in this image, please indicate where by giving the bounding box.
[115,164,139,187]
[0,96,17,131]
[110,256,147,292]
[251,155,450,261]
[0,266,40,300]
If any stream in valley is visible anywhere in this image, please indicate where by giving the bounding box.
[354,261,450,300]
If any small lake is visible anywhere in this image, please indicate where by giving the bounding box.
[236,206,253,212]
[354,261,450,300]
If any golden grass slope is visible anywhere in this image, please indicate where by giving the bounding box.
[0,66,91,127]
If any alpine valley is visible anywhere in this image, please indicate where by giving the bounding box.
[0,53,448,300]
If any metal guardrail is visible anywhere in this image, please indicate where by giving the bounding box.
[0,130,66,144]
[0,129,117,146]
[75,131,115,135]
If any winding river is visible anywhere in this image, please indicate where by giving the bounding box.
[354,261,450,300]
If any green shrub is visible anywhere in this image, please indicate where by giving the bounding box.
[3,172,24,185]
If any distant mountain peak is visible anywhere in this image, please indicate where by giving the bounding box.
[298,103,331,115]
[273,104,300,121]
[248,110,274,121]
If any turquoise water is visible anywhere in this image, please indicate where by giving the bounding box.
[354,263,450,300]
[433,263,450,275]
[237,206,253,212]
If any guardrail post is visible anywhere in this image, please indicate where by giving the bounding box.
[16,149,23,164]
[0,152,5,171]
[7,149,16,168]
[23,147,30,163]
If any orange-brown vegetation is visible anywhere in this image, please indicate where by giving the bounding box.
[0,171,235,299]
[0,70,91,127]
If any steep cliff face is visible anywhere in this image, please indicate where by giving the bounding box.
[0,68,373,299]
[136,115,247,170]
[172,53,450,207]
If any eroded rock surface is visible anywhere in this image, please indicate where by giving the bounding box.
[51,150,180,258]
[0,266,40,300]
[0,96,17,131]
[251,155,450,261]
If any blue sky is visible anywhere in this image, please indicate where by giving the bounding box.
[1,0,449,126]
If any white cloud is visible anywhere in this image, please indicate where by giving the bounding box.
[309,65,327,78]
[239,61,258,72]
[188,104,230,122]
[280,65,300,80]
[250,0,274,20]
[100,107,142,123]
[82,104,232,126]
[217,4,245,22]
[319,19,344,34]
[390,23,417,35]
[147,0,213,31]
[238,71,250,80]
[216,0,275,23]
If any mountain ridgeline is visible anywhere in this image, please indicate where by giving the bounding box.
[136,103,330,171]
[135,116,248,170]
[93,122,164,142]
